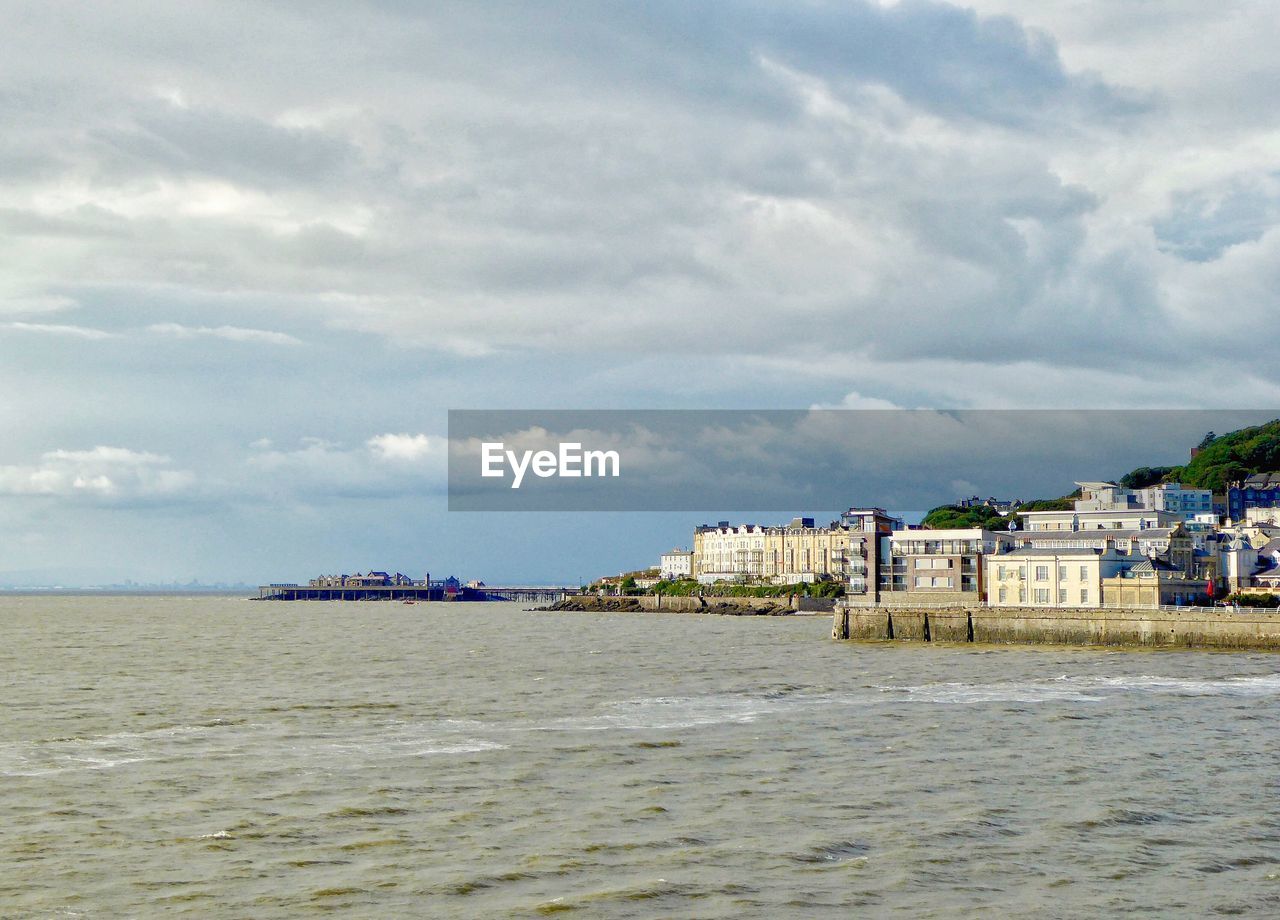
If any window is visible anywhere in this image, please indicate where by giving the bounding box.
[999,587,1007,602]
[1080,588,1089,604]
[1059,565,1067,581]
[1080,565,1088,580]
[1059,588,1067,604]
[1035,565,1049,581]
[997,566,1006,580]
[914,575,953,588]
[1034,588,1050,603]
[1018,587,1026,602]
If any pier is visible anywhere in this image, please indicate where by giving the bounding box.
[255,584,575,603]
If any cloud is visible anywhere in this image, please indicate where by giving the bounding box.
[0,0,1164,371]
[0,446,195,501]
[0,293,78,315]
[367,432,434,461]
[244,434,444,498]
[146,323,302,345]
[5,321,117,340]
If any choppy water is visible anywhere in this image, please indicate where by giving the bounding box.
[4,597,1280,917]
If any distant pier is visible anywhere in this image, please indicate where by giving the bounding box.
[255,584,574,603]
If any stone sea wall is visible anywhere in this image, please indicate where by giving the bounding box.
[832,605,1280,650]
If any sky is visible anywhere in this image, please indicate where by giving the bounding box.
[2,1,1279,585]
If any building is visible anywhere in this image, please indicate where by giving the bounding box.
[1018,508,1180,532]
[693,522,771,583]
[692,510,900,587]
[1228,473,1280,522]
[1100,558,1206,608]
[692,517,862,585]
[309,570,417,588]
[1010,523,1214,580]
[658,549,693,580]
[879,528,1015,606]
[986,544,1130,608]
[999,518,1215,608]
[1074,481,1143,512]
[958,495,1021,513]
[1136,483,1213,520]
[1219,534,1261,594]
[1073,480,1212,521]
[1244,507,1280,527]
[840,508,903,604]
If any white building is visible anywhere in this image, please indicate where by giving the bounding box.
[659,549,693,580]
[1073,480,1212,521]
[1019,508,1180,532]
[1245,507,1280,527]
[1136,483,1213,520]
[986,544,1131,608]
[1074,481,1143,512]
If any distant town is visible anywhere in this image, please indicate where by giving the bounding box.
[595,424,1280,612]
[254,422,1280,615]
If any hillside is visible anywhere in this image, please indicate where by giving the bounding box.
[920,495,1076,531]
[919,505,1011,531]
[920,419,1280,529]
[1169,420,1280,492]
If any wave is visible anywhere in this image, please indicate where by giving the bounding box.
[876,672,1280,704]
[533,695,799,732]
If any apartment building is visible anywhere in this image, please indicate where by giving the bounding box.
[1075,480,1213,521]
[840,507,903,604]
[879,528,1014,606]
[1138,483,1213,519]
[692,517,865,584]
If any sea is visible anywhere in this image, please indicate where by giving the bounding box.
[4,595,1280,918]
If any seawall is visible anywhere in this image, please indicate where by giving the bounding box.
[547,594,835,615]
[832,605,1280,649]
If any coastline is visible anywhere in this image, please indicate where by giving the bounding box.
[542,594,835,616]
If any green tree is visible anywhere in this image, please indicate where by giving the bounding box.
[1119,466,1177,489]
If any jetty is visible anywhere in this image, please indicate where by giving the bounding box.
[256,582,573,603]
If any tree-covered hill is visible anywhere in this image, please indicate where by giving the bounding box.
[919,419,1280,529]
[919,495,1075,530]
[919,504,1011,530]
[1171,420,1280,491]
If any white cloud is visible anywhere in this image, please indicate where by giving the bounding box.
[367,433,434,462]
[5,321,117,340]
[0,446,195,500]
[244,435,444,498]
[146,323,301,346]
[0,293,77,316]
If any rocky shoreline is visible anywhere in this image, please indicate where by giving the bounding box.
[541,596,799,616]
